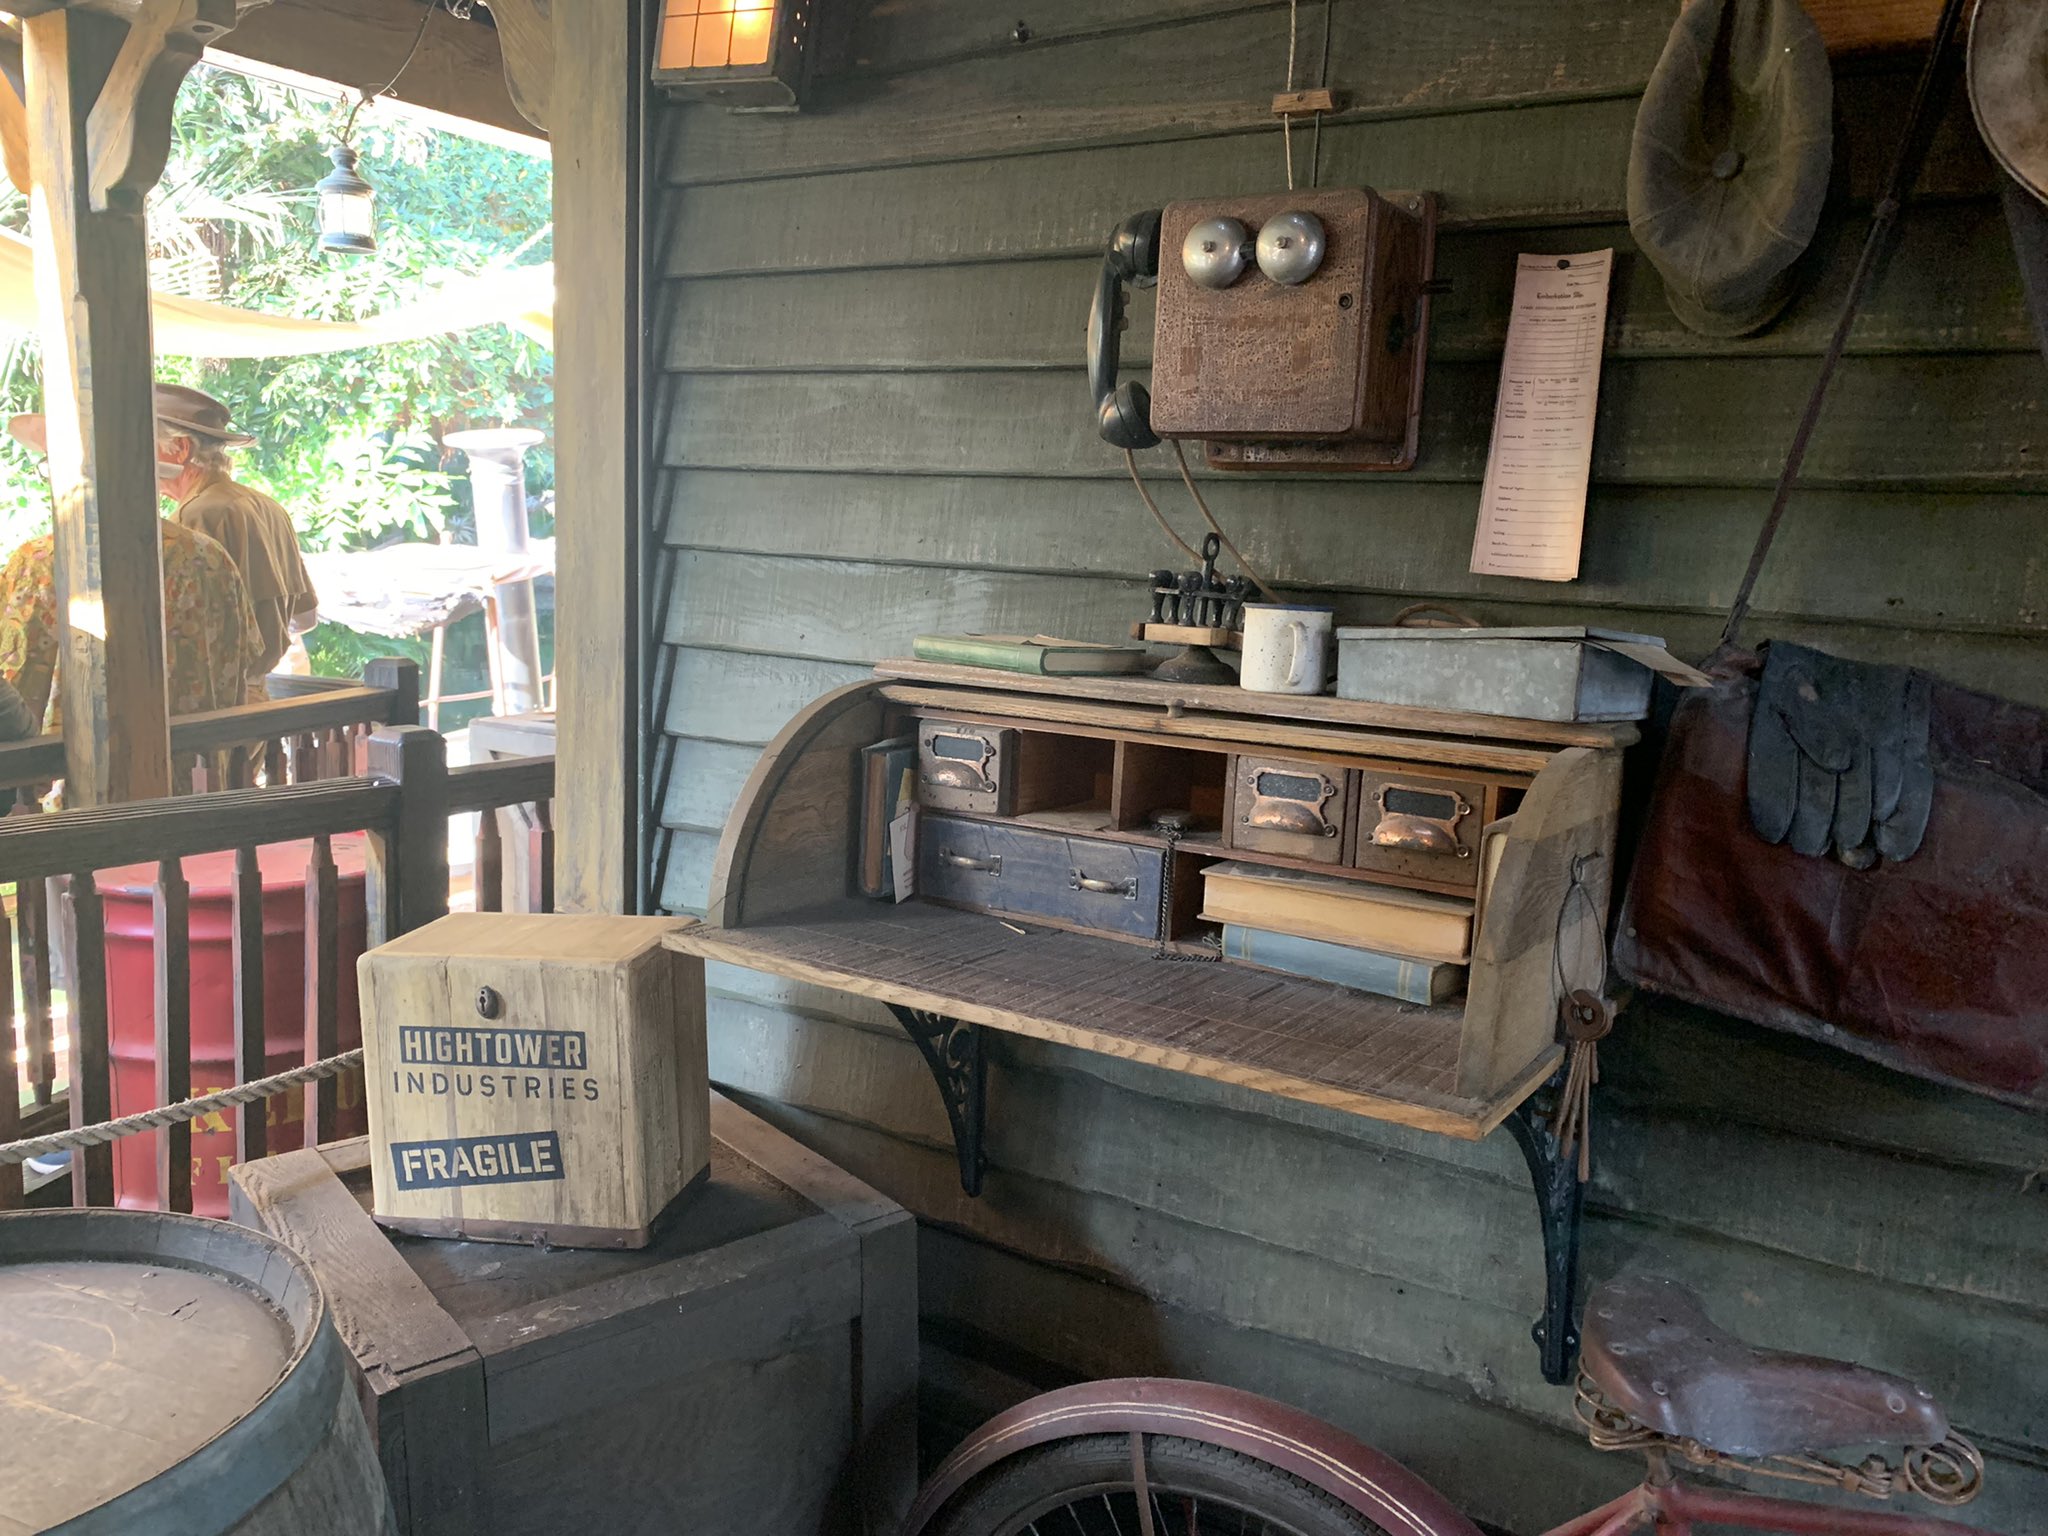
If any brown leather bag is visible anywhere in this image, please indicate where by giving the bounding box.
[1615,654,2048,1107]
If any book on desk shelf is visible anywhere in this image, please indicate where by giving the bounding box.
[1218,924,1465,1005]
[1199,861,1473,963]
[913,633,1150,675]
[859,736,916,898]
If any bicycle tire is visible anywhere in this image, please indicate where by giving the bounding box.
[920,1431,1397,1536]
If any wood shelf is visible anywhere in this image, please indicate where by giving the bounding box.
[669,903,1558,1140]
[875,658,1640,750]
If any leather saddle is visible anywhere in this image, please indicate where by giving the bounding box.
[1580,1274,1949,1459]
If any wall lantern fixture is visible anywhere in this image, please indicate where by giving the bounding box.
[652,0,813,111]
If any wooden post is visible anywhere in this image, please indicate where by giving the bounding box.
[365,724,450,944]
[551,0,639,913]
[152,856,191,1212]
[365,655,421,728]
[19,0,235,806]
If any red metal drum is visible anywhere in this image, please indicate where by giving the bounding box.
[99,836,371,1215]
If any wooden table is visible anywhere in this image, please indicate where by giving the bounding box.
[673,664,1633,1384]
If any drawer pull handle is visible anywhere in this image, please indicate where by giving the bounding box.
[1242,768,1339,838]
[924,731,998,794]
[1371,787,1473,857]
[1071,871,1138,899]
[941,851,1001,874]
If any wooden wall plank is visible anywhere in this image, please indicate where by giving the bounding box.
[662,83,1993,277]
[660,647,871,745]
[670,0,1681,187]
[657,478,2048,643]
[712,1075,2048,1510]
[661,206,2032,371]
[658,553,2048,681]
[661,357,2048,490]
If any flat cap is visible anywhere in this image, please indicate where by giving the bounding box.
[1628,0,1833,338]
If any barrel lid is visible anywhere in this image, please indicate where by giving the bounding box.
[0,1210,319,1532]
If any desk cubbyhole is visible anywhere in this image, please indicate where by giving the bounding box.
[1012,730,1116,816]
[1113,742,1230,833]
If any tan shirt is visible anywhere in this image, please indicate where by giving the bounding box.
[173,470,317,678]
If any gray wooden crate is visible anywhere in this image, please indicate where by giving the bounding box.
[230,1093,916,1536]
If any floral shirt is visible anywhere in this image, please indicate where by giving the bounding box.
[0,521,265,734]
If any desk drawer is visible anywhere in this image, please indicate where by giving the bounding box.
[918,719,1015,814]
[1352,768,1487,889]
[1228,755,1354,865]
[918,815,1164,939]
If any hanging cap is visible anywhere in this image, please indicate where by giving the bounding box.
[5,382,257,457]
[1628,0,1834,338]
[1969,0,2048,205]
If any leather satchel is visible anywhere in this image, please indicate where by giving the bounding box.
[1615,648,2048,1107]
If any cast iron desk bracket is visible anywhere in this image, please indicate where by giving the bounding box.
[881,1002,1583,1384]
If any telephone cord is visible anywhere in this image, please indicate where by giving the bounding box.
[1171,441,1280,602]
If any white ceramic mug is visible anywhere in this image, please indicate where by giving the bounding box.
[1239,604,1334,694]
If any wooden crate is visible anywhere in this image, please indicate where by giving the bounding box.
[229,1096,918,1536]
[359,913,706,1248]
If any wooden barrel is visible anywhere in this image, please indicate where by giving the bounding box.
[0,1208,396,1536]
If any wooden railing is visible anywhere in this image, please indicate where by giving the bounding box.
[0,657,422,802]
[0,723,554,1212]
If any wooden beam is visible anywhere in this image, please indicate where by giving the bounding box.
[1804,0,1945,52]
[23,5,173,804]
[481,0,549,131]
[86,0,234,212]
[213,0,543,144]
[551,0,635,913]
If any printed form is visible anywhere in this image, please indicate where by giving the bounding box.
[1469,250,1613,582]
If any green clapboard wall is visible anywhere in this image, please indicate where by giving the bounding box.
[647,4,2048,1528]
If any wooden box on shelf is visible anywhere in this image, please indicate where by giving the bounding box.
[359,912,707,1249]
[687,664,1631,1136]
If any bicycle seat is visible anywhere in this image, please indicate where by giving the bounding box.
[1580,1274,1949,1459]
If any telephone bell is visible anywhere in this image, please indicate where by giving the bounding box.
[1255,210,1325,284]
[1182,217,1251,289]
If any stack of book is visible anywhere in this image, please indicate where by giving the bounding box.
[1198,861,1471,1005]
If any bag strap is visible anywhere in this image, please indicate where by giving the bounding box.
[1720,0,1976,650]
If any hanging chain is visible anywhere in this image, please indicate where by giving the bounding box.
[1153,817,1220,962]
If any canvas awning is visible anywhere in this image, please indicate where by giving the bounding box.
[0,225,552,356]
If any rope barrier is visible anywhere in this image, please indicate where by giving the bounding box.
[0,1050,364,1165]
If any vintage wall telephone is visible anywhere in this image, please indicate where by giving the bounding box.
[1088,187,1439,471]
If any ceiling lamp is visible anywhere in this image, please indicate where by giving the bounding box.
[652,0,813,111]
[315,143,378,255]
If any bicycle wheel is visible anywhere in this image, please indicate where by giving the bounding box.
[921,1432,1396,1536]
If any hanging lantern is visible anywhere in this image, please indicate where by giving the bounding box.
[315,142,377,256]
[652,0,812,110]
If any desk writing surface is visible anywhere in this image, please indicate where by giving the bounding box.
[670,903,1559,1139]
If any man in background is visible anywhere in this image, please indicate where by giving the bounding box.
[153,383,319,696]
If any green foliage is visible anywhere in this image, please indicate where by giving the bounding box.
[0,63,553,574]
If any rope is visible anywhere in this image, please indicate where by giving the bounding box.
[1282,0,1299,189]
[0,1050,364,1166]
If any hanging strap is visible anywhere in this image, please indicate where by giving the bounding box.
[1720,0,1975,650]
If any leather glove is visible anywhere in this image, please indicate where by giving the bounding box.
[1746,642,1933,864]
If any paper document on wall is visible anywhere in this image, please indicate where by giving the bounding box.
[1469,250,1613,582]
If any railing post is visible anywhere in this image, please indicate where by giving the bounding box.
[366,725,449,944]
[365,657,421,729]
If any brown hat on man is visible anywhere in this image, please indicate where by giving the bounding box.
[7,382,257,455]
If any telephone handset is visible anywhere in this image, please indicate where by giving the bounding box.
[1087,208,1162,450]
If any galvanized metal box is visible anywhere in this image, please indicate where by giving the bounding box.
[1334,626,1667,722]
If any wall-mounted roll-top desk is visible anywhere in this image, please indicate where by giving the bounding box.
[666,660,1635,1384]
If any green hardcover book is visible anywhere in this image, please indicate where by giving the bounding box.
[913,633,1150,675]
[1219,923,1464,1005]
